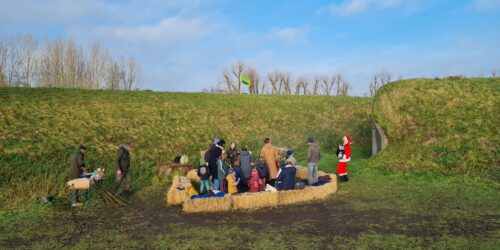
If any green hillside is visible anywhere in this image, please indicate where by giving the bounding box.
[371,77,500,178]
[0,88,372,206]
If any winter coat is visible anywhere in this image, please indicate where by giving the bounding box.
[227,173,239,194]
[69,150,85,179]
[260,143,280,179]
[276,165,296,191]
[307,142,322,163]
[238,151,253,179]
[207,144,222,180]
[217,159,229,183]
[285,155,297,166]
[233,166,246,193]
[227,148,240,165]
[256,163,269,179]
[339,136,352,163]
[248,169,261,192]
[197,165,211,180]
[116,146,131,174]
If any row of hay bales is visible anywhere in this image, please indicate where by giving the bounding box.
[167,166,337,213]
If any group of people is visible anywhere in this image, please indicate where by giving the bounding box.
[197,135,352,195]
[69,143,133,206]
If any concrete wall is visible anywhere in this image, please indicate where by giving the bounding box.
[372,122,388,155]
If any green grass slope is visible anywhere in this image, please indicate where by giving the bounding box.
[0,88,372,206]
[371,78,500,178]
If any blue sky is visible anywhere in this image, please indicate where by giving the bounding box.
[1,0,499,95]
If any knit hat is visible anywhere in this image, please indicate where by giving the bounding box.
[308,137,315,143]
[286,150,293,157]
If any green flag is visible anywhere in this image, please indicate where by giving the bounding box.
[241,74,250,87]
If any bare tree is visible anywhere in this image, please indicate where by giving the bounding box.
[369,71,392,97]
[260,79,267,94]
[18,35,38,87]
[322,75,335,96]
[267,71,280,94]
[246,66,260,94]
[296,76,309,95]
[232,60,245,94]
[221,68,236,93]
[312,75,324,96]
[0,40,8,86]
[6,35,21,86]
[338,78,351,96]
[280,72,292,95]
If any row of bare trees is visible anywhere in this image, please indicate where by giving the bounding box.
[210,61,352,96]
[0,34,141,90]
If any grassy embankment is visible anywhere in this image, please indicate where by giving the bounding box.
[1,78,499,249]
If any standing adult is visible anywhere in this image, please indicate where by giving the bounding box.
[260,138,280,186]
[113,143,133,195]
[227,142,240,166]
[238,147,253,183]
[337,136,351,182]
[69,145,87,206]
[208,139,226,191]
[307,137,322,185]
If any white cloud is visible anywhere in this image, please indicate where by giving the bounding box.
[96,16,214,46]
[473,0,500,11]
[330,0,370,16]
[329,0,407,16]
[269,26,311,45]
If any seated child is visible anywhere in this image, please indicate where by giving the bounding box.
[256,157,269,191]
[248,169,261,193]
[197,164,211,194]
[232,163,246,193]
[227,169,240,195]
[275,160,296,191]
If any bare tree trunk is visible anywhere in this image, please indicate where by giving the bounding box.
[267,71,280,94]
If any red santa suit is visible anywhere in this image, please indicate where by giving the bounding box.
[337,136,351,181]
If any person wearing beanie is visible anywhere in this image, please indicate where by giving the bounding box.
[337,136,352,182]
[69,145,87,206]
[285,150,297,166]
[307,137,322,185]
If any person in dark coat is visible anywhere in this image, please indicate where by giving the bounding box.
[227,142,240,166]
[69,145,87,205]
[238,147,253,181]
[232,164,246,193]
[113,143,132,195]
[69,145,86,180]
[256,156,269,191]
[275,160,296,191]
[207,139,226,191]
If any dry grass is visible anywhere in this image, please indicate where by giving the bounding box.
[295,166,327,180]
[232,192,279,210]
[166,175,192,205]
[182,195,233,213]
[186,169,200,182]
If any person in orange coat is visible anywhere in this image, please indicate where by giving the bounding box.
[260,137,280,186]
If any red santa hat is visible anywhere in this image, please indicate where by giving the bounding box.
[343,135,352,145]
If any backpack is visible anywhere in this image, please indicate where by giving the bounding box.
[336,144,345,160]
[203,149,211,163]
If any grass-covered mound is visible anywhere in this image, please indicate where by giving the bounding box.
[0,88,372,206]
[371,78,499,178]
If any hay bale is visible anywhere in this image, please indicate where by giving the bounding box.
[166,175,192,206]
[186,169,200,183]
[182,195,233,213]
[232,192,279,210]
[278,174,337,205]
[295,166,328,180]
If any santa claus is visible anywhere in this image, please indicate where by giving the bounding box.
[337,136,351,182]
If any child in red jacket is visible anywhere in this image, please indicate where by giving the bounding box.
[248,169,261,192]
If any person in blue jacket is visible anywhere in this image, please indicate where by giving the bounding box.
[197,164,211,194]
[232,163,246,193]
[275,160,296,191]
